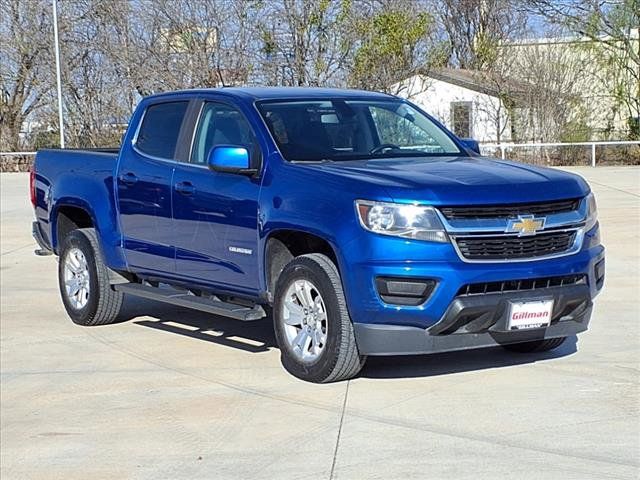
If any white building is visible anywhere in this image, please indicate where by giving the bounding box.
[393,68,519,143]
[395,30,639,143]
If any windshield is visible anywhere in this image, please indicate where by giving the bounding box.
[257,99,461,162]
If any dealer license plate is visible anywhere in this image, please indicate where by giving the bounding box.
[507,300,554,330]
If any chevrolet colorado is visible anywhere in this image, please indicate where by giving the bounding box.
[32,87,605,382]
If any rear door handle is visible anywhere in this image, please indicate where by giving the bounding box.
[175,181,196,196]
[119,172,138,185]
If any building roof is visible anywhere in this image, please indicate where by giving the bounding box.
[423,68,530,99]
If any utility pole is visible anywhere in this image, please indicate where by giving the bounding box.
[52,0,65,148]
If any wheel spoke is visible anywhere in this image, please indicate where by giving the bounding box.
[73,252,84,269]
[67,256,81,273]
[295,281,313,308]
[65,278,80,296]
[312,329,323,351]
[72,291,81,308]
[284,299,304,325]
[292,328,310,357]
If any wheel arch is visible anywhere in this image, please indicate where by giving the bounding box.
[263,228,342,301]
[51,200,97,253]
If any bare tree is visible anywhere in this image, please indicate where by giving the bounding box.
[525,0,640,137]
[136,0,238,91]
[255,0,354,86]
[506,42,589,142]
[0,0,54,151]
[349,0,437,92]
[52,0,135,147]
[431,0,527,69]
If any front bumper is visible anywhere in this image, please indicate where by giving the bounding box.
[354,284,592,355]
[339,221,604,355]
[340,224,604,330]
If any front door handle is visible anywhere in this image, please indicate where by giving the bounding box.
[119,172,138,185]
[175,181,196,196]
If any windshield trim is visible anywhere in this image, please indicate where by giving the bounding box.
[255,97,466,163]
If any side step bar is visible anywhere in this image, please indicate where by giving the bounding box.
[114,283,266,321]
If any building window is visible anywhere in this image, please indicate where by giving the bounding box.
[451,102,472,138]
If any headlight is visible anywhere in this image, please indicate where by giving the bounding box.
[584,192,598,231]
[356,200,448,242]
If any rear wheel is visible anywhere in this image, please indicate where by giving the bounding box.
[501,337,566,353]
[273,254,366,383]
[58,228,123,326]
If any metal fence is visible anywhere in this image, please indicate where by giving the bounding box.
[480,141,640,167]
[2,141,640,172]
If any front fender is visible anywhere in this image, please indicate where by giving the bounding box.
[258,157,391,304]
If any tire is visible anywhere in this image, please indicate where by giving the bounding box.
[58,228,124,326]
[273,253,366,383]
[501,337,566,353]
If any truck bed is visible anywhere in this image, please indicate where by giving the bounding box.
[32,148,122,254]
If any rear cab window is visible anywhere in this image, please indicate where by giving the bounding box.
[135,101,189,159]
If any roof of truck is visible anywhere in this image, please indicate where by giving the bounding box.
[148,86,395,101]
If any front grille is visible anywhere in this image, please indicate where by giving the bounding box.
[456,274,586,297]
[455,230,577,260]
[440,198,580,220]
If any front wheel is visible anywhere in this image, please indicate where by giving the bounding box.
[273,254,366,383]
[501,337,566,353]
[58,228,124,326]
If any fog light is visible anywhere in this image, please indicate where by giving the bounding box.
[375,277,436,306]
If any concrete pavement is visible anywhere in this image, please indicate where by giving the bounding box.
[1,167,638,479]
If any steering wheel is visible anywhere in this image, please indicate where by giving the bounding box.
[370,143,401,154]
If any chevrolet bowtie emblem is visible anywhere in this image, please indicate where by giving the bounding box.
[506,215,546,236]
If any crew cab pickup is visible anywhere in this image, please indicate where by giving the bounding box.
[32,87,605,382]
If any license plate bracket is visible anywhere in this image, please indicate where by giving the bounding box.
[507,299,554,330]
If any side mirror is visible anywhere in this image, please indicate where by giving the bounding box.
[207,145,256,175]
[460,138,481,155]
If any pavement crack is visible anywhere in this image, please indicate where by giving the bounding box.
[587,179,640,198]
[1,243,35,256]
[329,380,350,480]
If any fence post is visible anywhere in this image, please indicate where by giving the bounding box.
[591,143,596,167]
[500,145,505,159]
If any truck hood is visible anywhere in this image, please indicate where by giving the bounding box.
[309,156,589,205]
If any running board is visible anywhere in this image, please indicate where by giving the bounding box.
[114,283,266,321]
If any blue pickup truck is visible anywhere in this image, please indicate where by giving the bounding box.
[32,87,605,382]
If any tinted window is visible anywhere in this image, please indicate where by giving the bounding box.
[191,102,256,165]
[258,99,460,162]
[136,101,189,159]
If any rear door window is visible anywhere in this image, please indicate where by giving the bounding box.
[135,101,189,159]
